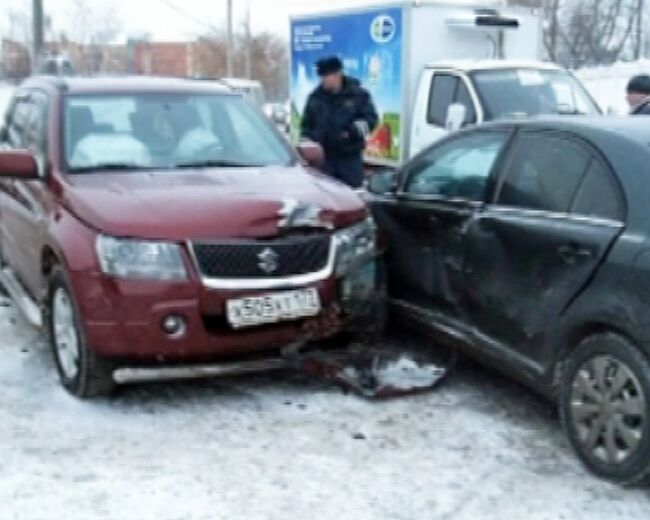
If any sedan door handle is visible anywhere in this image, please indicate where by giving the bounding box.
[557,244,593,264]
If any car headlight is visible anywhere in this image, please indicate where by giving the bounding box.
[95,235,187,280]
[334,218,377,276]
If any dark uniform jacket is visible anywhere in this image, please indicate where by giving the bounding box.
[631,98,650,115]
[301,76,378,157]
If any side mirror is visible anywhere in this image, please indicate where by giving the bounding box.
[0,150,39,180]
[367,169,397,195]
[296,140,325,170]
[445,103,467,132]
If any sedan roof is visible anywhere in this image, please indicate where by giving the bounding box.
[496,116,650,150]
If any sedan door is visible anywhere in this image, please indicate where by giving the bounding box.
[462,130,625,374]
[370,129,510,329]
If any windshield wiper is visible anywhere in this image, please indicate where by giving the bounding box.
[174,159,262,169]
[69,163,155,173]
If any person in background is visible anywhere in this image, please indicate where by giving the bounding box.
[301,56,378,188]
[626,74,650,115]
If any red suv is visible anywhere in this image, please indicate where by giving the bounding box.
[0,77,380,397]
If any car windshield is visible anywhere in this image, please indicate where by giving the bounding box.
[64,93,293,172]
[471,68,601,119]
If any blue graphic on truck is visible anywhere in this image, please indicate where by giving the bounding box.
[290,7,403,162]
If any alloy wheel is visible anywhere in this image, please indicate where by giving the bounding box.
[570,355,646,465]
[52,287,80,380]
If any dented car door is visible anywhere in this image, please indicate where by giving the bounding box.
[462,131,625,371]
[371,130,510,326]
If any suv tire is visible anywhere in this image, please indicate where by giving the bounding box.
[560,332,650,484]
[47,267,115,397]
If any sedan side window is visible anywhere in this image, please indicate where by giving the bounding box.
[497,133,590,213]
[403,131,508,201]
[572,159,625,221]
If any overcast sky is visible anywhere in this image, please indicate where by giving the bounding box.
[0,0,420,42]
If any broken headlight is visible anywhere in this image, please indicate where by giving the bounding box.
[334,217,377,276]
[95,235,187,280]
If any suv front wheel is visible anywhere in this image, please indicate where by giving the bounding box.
[47,267,116,398]
[560,332,650,484]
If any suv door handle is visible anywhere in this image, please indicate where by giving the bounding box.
[557,244,593,264]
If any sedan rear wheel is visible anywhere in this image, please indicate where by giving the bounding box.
[561,333,650,484]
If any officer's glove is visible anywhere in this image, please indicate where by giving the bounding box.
[349,120,371,139]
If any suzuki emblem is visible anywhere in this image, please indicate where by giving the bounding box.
[257,247,279,274]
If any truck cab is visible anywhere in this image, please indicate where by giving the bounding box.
[408,60,602,158]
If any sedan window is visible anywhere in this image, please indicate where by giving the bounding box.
[497,133,591,213]
[572,159,625,222]
[403,131,508,201]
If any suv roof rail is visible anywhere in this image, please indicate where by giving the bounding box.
[24,74,69,91]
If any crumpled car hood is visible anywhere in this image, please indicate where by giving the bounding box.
[60,166,367,240]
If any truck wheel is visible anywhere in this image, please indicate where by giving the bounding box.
[560,332,650,484]
[47,267,116,398]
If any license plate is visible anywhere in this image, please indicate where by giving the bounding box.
[226,288,321,329]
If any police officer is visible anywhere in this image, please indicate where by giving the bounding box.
[626,74,650,115]
[301,56,378,188]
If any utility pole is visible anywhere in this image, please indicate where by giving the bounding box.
[226,0,234,76]
[636,0,645,60]
[32,0,44,72]
[244,2,252,79]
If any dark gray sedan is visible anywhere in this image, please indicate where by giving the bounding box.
[368,117,650,484]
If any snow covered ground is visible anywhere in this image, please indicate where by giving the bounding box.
[1,297,649,520]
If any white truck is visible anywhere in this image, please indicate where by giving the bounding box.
[290,1,601,167]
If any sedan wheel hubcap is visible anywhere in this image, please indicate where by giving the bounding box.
[570,355,646,465]
[53,288,80,380]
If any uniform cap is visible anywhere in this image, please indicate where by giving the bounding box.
[316,56,343,76]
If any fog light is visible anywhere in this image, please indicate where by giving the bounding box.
[161,315,187,338]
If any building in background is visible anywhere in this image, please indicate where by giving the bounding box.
[131,41,194,77]
[1,39,31,81]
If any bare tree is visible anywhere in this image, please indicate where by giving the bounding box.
[193,31,289,100]
[534,0,643,67]
[2,5,33,80]
[51,0,123,74]
[5,6,32,45]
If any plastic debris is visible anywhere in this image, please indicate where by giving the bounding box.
[283,338,455,399]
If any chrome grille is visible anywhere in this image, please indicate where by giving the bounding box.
[192,234,331,280]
